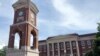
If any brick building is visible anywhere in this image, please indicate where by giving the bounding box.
[39,33,96,56]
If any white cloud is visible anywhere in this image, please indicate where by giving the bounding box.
[12,0,17,4]
[0,3,1,7]
[0,41,6,49]
[51,0,98,30]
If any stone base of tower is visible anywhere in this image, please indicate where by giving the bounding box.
[6,48,39,56]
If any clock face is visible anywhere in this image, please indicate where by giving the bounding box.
[30,12,35,25]
[16,10,24,23]
[31,12,35,19]
[18,11,23,16]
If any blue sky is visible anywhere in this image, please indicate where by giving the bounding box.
[0,0,100,49]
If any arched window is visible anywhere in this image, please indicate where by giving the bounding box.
[30,30,37,49]
[30,34,34,49]
[14,33,20,49]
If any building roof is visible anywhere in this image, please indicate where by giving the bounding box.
[39,33,96,42]
[47,33,96,40]
[79,33,96,37]
[39,40,46,43]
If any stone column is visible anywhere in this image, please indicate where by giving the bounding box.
[76,41,80,56]
[70,41,73,56]
[64,42,66,56]
[8,34,15,48]
[47,43,50,56]
[58,43,60,56]
[21,31,28,50]
[52,43,54,56]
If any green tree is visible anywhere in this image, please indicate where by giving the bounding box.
[85,23,100,56]
[0,46,19,56]
[0,46,7,56]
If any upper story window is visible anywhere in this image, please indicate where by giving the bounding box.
[54,43,58,50]
[87,40,91,46]
[49,43,52,51]
[72,41,76,47]
[39,45,42,51]
[59,42,64,50]
[39,45,47,52]
[65,42,70,48]
[81,41,85,46]
[43,45,47,52]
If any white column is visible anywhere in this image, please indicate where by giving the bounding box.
[70,41,73,56]
[52,43,54,56]
[58,43,60,56]
[64,42,66,56]
[76,41,80,56]
[47,43,50,56]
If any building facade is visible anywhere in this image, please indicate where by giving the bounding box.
[39,33,96,56]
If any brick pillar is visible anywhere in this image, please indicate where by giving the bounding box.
[19,39,22,49]
[8,33,15,48]
[33,36,38,49]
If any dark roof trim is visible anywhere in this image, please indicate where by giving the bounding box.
[39,40,46,42]
[79,33,96,37]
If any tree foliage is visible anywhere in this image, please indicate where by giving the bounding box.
[0,46,7,56]
[85,23,100,56]
[0,46,19,56]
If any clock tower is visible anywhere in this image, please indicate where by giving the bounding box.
[6,0,39,56]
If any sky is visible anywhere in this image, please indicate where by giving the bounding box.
[0,0,100,49]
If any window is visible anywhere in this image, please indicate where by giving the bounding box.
[59,42,64,50]
[60,50,64,56]
[87,40,91,46]
[66,50,71,54]
[54,43,58,50]
[65,42,70,48]
[14,33,20,49]
[66,54,70,56]
[81,41,85,46]
[30,34,34,49]
[59,42,64,56]
[39,45,42,51]
[73,54,77,56]
[72,41,76,47]
[50,51,53,56]
[54,51,58,56]
[43,45,47,52]
[49,43,53,56]
[54,43,58,56]
[49,43,52,51]
[73,49,77,53]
